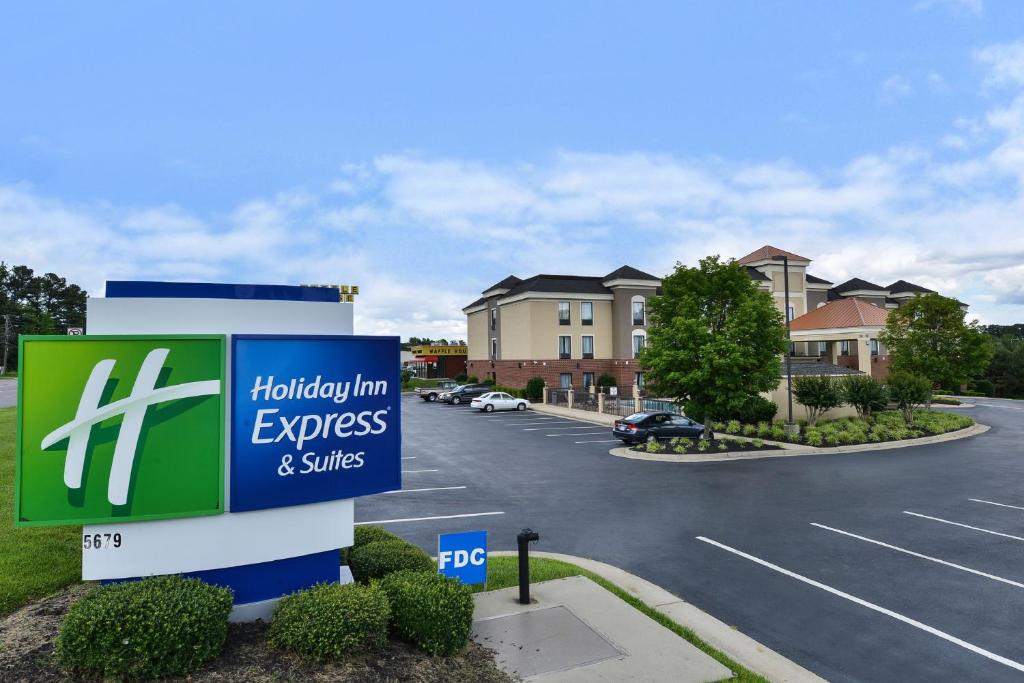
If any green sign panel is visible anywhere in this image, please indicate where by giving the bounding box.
[15,335,225,527]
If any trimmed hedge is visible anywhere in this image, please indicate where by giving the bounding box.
[269,582,390,660]
[354,525,402,549]
[55,575,232,679]
[348,539,434,583]
[380,570,475,656]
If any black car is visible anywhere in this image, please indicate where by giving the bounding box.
[441,383,492,404]
[612,411,704,444]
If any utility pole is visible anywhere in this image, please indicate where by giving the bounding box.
[1,314,10,376]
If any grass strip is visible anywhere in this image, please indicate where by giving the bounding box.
[474,555,770,683]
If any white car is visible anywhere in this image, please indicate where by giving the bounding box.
[471,391,530,412]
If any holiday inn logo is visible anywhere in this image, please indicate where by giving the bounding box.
[15,335,226,527]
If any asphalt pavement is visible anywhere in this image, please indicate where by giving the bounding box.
[358,396,1024,682]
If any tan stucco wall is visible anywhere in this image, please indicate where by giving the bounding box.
[467,309,490,360]
[498,300,533,359]
[511,299,614,359]
[764,381,859,421]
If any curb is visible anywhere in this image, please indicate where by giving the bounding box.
[491,550,824,683]
[532,402,618,426]
[609,423,990,463]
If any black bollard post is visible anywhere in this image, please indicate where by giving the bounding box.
[517,528,540,604]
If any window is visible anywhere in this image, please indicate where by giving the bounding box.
[560,373,572,389]
[583,372,594,389]
[786,305,795,322]
[491,337,497,359]
[558,301,570,325]
[582,335,594,359]
[635,372,645,388]
[490,308,496,330]
[632,297,646,326]
[870,339,879,356]
[818,341,828,356]
[789,342,796,356]
[840,340,850,356]
[581,301,593,325]
[558,335,571,359]
[632,333,645,359]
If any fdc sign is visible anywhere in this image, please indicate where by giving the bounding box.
[438,530,487,585]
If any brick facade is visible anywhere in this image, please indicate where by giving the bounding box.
[465,358,645,389]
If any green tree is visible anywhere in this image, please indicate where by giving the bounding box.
[840,375,889,418]
[642,255,788,436]
[887,373,932,426]
[879,294,993,390]
[793,375,843,425]
[596,372,617,387]
[981,326,1024,398]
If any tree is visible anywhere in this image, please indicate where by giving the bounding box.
[524,377,545,401]
[596,372,617,387]
[981,326,1024,398]
[642,255,788,436]
[840,375,889,418]
[879,294,993,390]
[887,373,932,426]
[793,375,843,425]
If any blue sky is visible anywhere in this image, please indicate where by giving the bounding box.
[3,0,1024,336]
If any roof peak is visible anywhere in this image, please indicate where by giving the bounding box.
[737,245,812,265]
[791,297,889,330]
[602,265,659,282]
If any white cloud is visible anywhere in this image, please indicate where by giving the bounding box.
[880,75,914,102]
[976,40,1024,88]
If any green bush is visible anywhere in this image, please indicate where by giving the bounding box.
[380,570,475,656]
[454,372,468,383]
[725,419,741,434]
[696,438,710,452]
[524,376,545,401]
[349,540,434,583]
[841,375,889,418]
[793,375,844,425]
[972,378,995,397]
[725,396,777,423]
[742,424,756,437]
[269,582,389,660]
[716,440,728,450]
[756,421,772,438]
[55,576,232,680]
[751,438,764,448]
[770,424,786,441]
[344,525,403,564]
[596,372,617,387]
[888,373,932,426]
[805,429,823,446]
[645,440,661,453]
[467,375,479,383]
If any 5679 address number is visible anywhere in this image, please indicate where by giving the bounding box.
[82,533,122,550]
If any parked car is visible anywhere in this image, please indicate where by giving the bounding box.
[471,392,530,412]
[415,379,458,402]
[612,411,704,444]
[441,383,491,404]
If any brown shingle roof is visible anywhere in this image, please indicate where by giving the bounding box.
[791,298,889,331]
[738,245,812,264]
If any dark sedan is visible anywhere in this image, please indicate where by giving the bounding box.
[441,383,492,404]
[612,411,704,444]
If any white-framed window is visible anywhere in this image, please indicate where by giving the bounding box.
[490,308,497,330]
[558,301,570,325]
[870,339,879,356]
[818,341,828,355]
[582,335,594,359]
[632,332,645,359]
[581,301,593,325]
[631,296,646,326]
[491,337,497,359]
[558,335,571,359]
[840,340,850,356]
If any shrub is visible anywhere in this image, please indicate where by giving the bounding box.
[742,424,757,437]
[454,373,468,383]
[805,429,823,446]
[709,421,726,432]
[888,373,932,426]
[55,576,232,680]
[972,378,995,397]
[482,377,496,386]
[696,438,710,451]
[380,570,475,656]
[717,440,728,450]
[467,375,479,383]
[751,438,764,448]
[770,424,786,441]
[824,433,840,446]
[646,440,661,453]
[349,540,434,583]
[400,369,414,385]
[269,582,389,660]
[524,377,545,401]
[596,372,617,387]
[725,419,741,434]
[730,396,777,423]
[841,375,889,418]
[673,442,688,454]
[756,421,772,438]
[793,375,844,425]
[345,525,403,564]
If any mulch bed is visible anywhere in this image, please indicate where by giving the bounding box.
[0,586,515,683]
[631,438,782,456]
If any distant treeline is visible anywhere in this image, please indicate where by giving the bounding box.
[980,324,1024,398]
[1,263,87,371]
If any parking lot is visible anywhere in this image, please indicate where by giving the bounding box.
[358,395,1024,682]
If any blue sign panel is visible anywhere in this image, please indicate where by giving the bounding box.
[438,530,487,585]
[230,335,401,512]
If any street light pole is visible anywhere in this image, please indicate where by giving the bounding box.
[772,255,796,433]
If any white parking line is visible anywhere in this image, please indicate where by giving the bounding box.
[401,456,416,460]
[904,511,1024,542]
[696,536,1024,673]
[575,439,620,444]
[403,469,440,474]
[969,498,1024,511]
[356,511,505,525]
[381,486,467,495]
[524,425,600,431]
[500,420,564,426]
[546,432,607,437]
[811,523,1024,589]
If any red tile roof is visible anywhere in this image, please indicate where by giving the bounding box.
[790,298,889,331]
[737,245,812,264]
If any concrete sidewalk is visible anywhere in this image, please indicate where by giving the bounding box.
[532,403,617,425]
[473,576,732,682]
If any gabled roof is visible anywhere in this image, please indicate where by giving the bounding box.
[737,245,811,264]
[830,277,887,294]
[602,265,659,282]
[805,273,833,285]
[791,298,889,330]
[887,279,934,294]
[746,266,770,281]
[503,274,611,297]
[483,275,523,292]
